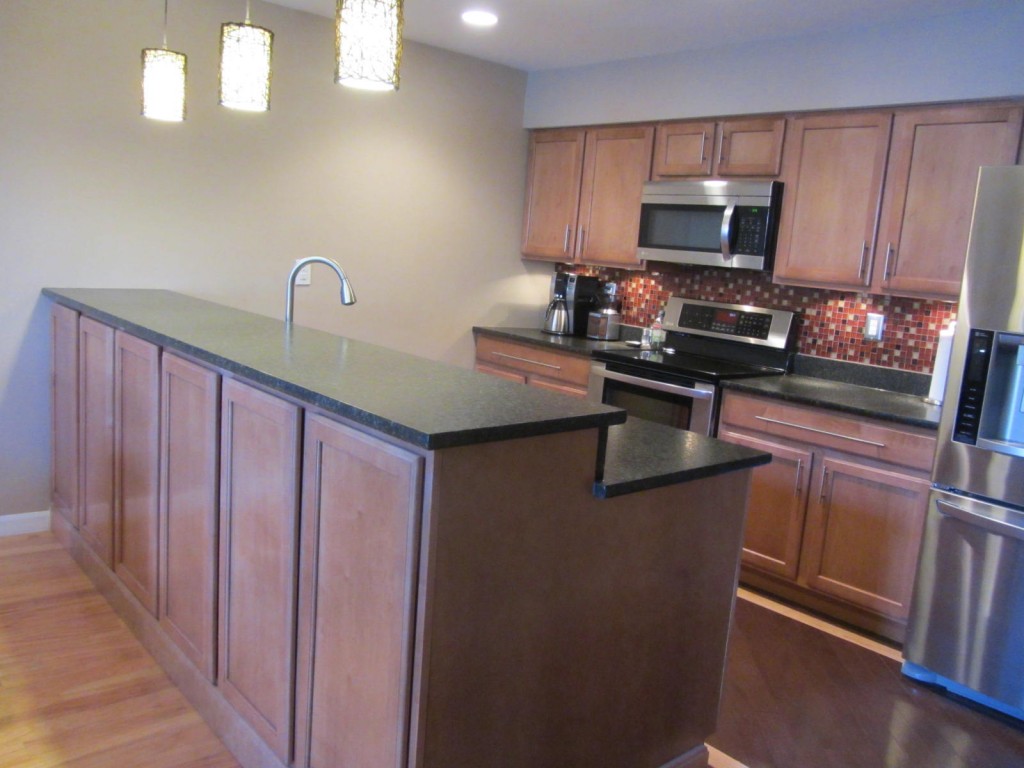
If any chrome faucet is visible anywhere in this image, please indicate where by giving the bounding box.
[285,257,357,323]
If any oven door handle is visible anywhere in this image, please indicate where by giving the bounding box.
[720,202,736,262]
[594,365,715,400]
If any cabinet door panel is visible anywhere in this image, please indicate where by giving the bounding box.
[577,125,654,267]
[51,305,79,527]
[160,353,220,682]
[294,414,423,768]
[78,317,115,566]
[720,429,812,580]
[521,129,585,260]
[652,120,716,177]
[218,378,301,763]
[714,118,785,177]
[877,105,1024,298]
[774,112,892,287]
[113,332,160,616]
[800,456,930,620]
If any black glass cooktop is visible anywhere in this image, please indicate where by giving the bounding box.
[592,345,787,384]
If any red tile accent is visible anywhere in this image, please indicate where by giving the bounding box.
[567,264,957,374]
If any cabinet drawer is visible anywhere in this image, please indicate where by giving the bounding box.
[720,392,935,471]
[475,336,591,388]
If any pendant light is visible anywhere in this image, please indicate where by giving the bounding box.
[142,0,187,121]
[220,1,273,112]
[335,0,404,91]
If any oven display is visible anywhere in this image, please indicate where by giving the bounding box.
[678,304,773,340]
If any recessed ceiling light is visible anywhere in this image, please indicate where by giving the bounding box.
[461,9,498,27]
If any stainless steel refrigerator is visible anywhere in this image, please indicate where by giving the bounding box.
[903,165,1024,721]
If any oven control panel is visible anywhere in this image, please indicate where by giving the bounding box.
[665,297,796,349]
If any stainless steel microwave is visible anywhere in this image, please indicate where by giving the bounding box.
[637,180,783,271]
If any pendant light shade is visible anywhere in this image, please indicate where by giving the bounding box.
[142,47,187,121]
[335,0,404,91]
[220,2,273,112]
[142,0,186,121]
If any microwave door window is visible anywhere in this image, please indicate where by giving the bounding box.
[641,205,725,252]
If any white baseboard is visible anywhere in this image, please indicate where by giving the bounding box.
[0,509,52,537]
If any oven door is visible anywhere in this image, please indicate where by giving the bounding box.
[587,362,717,436]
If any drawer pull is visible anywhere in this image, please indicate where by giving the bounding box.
[492,351,561,371]
[820,466,831,502]
[794,458,804,496]
[754,415,887,448]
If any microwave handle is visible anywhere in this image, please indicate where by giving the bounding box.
[720,203,735,262]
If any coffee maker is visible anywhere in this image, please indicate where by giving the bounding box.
[548,273,602,337]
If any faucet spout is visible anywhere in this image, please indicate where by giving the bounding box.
[285,257,357,323]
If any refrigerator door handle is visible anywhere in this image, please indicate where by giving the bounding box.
[935,498,1024,542]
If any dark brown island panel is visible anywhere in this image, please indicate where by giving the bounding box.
[44,288,769,768]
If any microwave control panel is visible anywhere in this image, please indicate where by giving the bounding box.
[732,208,769,255]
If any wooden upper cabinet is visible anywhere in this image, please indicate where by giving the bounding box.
[522,124,653,268]
[873,104,1024,298]
[773,111,893,288]
[576,125,654,267]
[521,129,585,261]
[652,117,785,178]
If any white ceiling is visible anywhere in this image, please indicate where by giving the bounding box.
[265,0,1001,71]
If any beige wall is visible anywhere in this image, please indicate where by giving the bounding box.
[0,0,542,517]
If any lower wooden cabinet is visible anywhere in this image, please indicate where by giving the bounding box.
[50,304,79,528]
[294,413,423,768]
[113,331,161,616]
[78,316,116,567]
[218,377,302,763]
[720,391,935,640]
[474,334,591,397]
[159,352,220,682]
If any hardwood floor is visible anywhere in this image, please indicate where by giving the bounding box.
[4,530,1023,768]
[0,532,239,768]
[709,592,1024,768]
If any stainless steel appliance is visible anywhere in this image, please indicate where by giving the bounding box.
[588,297,797,436]
[586,282,622,341]
[543,295,569,335]
[637,180,783,270]
[549,272,602,337]
[903,166,1024,722]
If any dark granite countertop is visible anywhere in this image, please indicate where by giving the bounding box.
[44,289,626,450]
[722,375,941,430]
[472,326,636,356]
[596,418,771,498]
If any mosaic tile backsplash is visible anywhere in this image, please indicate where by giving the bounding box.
[568,264,958,374]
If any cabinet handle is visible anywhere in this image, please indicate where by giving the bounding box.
[699,131,707,163]
[718,133,726,166]
[794,458,804,496]
[578,227,586,257]
[492,351,561,370]
[754,415,887,448]
[857,241,868,279]
[819,466,830,502]
[563,225,571,254]
[883,242,895,281]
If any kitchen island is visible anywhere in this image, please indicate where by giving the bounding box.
[43,288,768,768]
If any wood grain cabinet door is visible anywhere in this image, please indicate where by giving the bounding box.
[159,352,220,682]
[113,332,160,616]
[576,124,654,267]
[218,378,302,764]
[799,456,930,620]
[294,413,423,768]
[521,128,586,261]
[874,104,1024,299]
[652,120,717,177]
[719,429,812,580]
[713,117,786,177]
[78,317,116,567]
[51,304,79,528]
[773,112,892,288]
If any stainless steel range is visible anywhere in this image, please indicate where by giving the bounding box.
[588,297,798,436]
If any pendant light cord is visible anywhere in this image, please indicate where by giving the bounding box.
[245,0,252,24]
[161,0,169,49]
